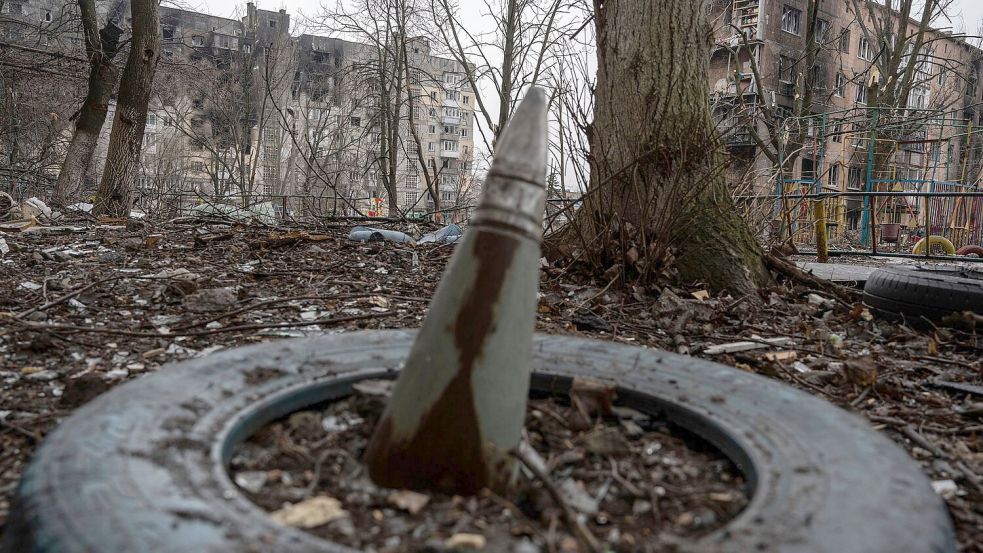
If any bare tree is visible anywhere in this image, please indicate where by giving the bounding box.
[93,0,161,217]
[51,0,126,205]
[558,0,770,293]
[316,0,477,218]
[431,0,573,153]
[0,2,90,198]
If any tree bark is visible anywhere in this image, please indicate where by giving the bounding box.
[564,0,769,293]
[51,0,124,205]
[93,0,161,217]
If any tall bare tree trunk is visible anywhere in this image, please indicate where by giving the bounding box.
[93,0,161,217]
[51,0,124,205]
[565,0,769,293]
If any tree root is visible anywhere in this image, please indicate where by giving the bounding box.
[764,253,860,304]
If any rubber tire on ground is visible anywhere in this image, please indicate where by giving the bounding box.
[912,235,956,255]
[864,264,983,322]
[956,244,983,257]
[2,331,955,553]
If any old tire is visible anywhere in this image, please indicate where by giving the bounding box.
[912,235,956,255]
[956,245,983,257]
[2,331,955,553]
[864,265,983,322]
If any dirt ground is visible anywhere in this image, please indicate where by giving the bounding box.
[231,392,747,552]
[1,217,981,550]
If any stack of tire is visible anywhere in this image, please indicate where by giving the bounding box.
[863,265,983,323]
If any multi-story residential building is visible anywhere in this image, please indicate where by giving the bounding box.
[0,1,476,221]
[141,3,476,220]
[709,0,983,241]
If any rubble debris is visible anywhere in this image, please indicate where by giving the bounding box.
[418,224,463,244]
[346,226,415,244]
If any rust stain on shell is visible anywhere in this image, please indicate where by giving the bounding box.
[364,230,518,494]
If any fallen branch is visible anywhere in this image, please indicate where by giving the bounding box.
[871,417,983,495]
[511,446,602,553]
[764,253,860,303]
[703,336,794,355]
[16,275,127,320]
[0,417,43,443]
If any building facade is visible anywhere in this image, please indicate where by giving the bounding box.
[0,1,477,221]
[709,0,983,242]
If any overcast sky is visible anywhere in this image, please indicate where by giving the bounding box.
[947,0,983,37]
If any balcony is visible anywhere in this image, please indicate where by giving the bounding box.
[726,129,754,147]
[441,114,461,126]
[440,149,460,159]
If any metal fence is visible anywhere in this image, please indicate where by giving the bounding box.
[738,189,983,258]
[133,191,479,225]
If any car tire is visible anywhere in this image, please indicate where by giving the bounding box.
[2,331,955,553]
[864,265,983,322]
[956,245,983,257]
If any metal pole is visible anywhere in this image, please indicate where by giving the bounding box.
[814,113,829,262]
[924,192,931,258]
[775,130,787,239]
[861,109,879,245]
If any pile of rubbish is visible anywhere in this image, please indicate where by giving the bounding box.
[1,193,53,231]
[347,224,463,246]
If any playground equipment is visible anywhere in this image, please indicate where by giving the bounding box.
[912,235,956,255]
[771,107,983,255]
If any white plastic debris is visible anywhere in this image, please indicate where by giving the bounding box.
[792,361,812,373]
[18,281,42,291]
[321,413,363,432]
[103,368,129,380]
[233,471,268,494]
[807,293,835,309]
[22,197,52,219]
[300,310,320,321]
[0,238,9,256]
[931,479,958,498]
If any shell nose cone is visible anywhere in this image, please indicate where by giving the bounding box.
[489,87,548,187]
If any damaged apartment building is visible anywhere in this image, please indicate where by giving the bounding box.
[709,0,983,235]
[0,1,477,220]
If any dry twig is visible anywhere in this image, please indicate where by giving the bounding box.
[511,446,603,553]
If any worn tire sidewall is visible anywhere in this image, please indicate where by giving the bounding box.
[3,331,955,553]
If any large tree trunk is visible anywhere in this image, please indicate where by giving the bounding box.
[564,0,769,293]
[52,2,124,205]
[93,0,161,217]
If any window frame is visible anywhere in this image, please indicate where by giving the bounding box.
[781,5,802,35]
